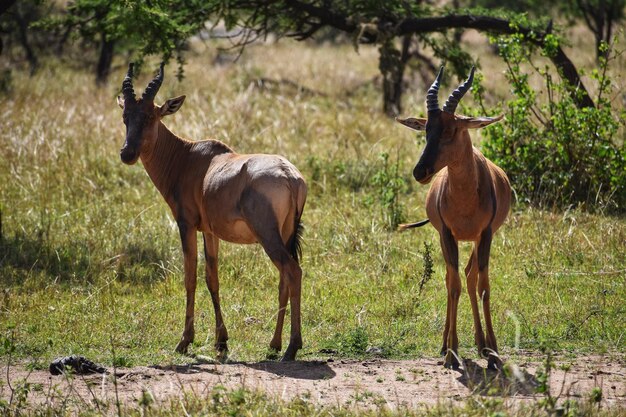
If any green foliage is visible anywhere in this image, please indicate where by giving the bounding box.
[325,326,370,356]
[38,0,217,73]
[468,0,554,15]
[481,35,626,212]
[369,152,409,230]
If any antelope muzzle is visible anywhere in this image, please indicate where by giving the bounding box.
[413,163,434,184]
[120,145,139,165]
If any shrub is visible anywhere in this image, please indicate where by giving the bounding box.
[479,35,626,213]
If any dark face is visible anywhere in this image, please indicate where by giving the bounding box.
[119,99,157,165]
[413,112,443,184]
[413,112,460,184]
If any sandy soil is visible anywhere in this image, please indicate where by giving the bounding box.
[2,353,625,412]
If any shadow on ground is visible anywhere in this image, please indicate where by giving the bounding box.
[0,232,168,286]
[156,357,337,381]
[457,359,539,396]
[242,360,337,380]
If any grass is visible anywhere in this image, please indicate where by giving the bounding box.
[1,31,625,415]
[1,383,621,417]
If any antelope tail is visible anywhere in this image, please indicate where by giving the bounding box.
[397,219,430,232]
[289,213,304,263]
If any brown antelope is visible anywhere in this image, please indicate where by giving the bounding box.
[117,63,307,361]
[396,67,511,370]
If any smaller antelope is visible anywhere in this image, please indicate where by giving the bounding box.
[117,63,307,361]
[396,67,511,370]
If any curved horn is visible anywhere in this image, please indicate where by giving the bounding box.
[122,63,136,102]
[442,66,475,114]
[426,66,444,112]
[142,62,165,101]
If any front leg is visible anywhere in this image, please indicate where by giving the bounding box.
[440,225,461,369]
[477,227,502,370]
[175,222,198,355]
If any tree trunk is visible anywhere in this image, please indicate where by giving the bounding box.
[379,36,412,117]
[396,15,595,108]
[14,9,38,75]
[283,1,596,109]
[96,35,115,86]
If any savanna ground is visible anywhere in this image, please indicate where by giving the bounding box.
[1,26,625,415]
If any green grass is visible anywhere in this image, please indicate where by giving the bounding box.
[1,384,622,417]
[1,36,625,415]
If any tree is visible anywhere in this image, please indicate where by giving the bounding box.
[41,0,219,84]
[0,0,43,75]
[213,1,594,112]
[470,0,626,61]
[570,0,625,60]
[38,0,596,110]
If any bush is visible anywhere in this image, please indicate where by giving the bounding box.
[479,35,626,213]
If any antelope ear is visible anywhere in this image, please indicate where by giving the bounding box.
[117,95,125,109]
[160,95,186,116]
[395,117,427,131]
[456,114,504,129]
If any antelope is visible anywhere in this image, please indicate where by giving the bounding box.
[396,67,511,370]
[117,63,307,361]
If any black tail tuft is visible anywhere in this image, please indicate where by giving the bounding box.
[397,219,430,232]
[289,217,304,263]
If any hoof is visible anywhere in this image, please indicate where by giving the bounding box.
[487,354,503,371]
[216,349,229,364]
[175,341,190,355]
[266,348,280,361]
[281,347,298,362]
[269,339,282,353]
[480,347,492,359]
[444,351,460,369]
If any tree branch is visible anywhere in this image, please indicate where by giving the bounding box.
[395,14,594,108]
[236,3,595,108]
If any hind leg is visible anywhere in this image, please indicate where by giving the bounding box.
[241,193,302,361]
[261,240,302,361]
[175,222,198,354]
[202,233,229,357]
[269,275,288,353]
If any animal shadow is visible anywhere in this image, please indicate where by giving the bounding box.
[243,360,337,381]
[149,363,222,376]
[457,359,539,396]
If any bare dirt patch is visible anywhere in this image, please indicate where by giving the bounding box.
[2,353,625,411]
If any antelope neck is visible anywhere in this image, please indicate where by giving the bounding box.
[445,136,479,208]
[140,123,191,200]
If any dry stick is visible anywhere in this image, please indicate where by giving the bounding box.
[5,330,14,406]
[253,77,329,97]
[110,335,122,417]
[80,372,105,416]
[542,268,625,276]
[61,370,91,410]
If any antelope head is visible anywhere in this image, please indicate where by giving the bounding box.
[396,67,503,184]
[117,63,186,165]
